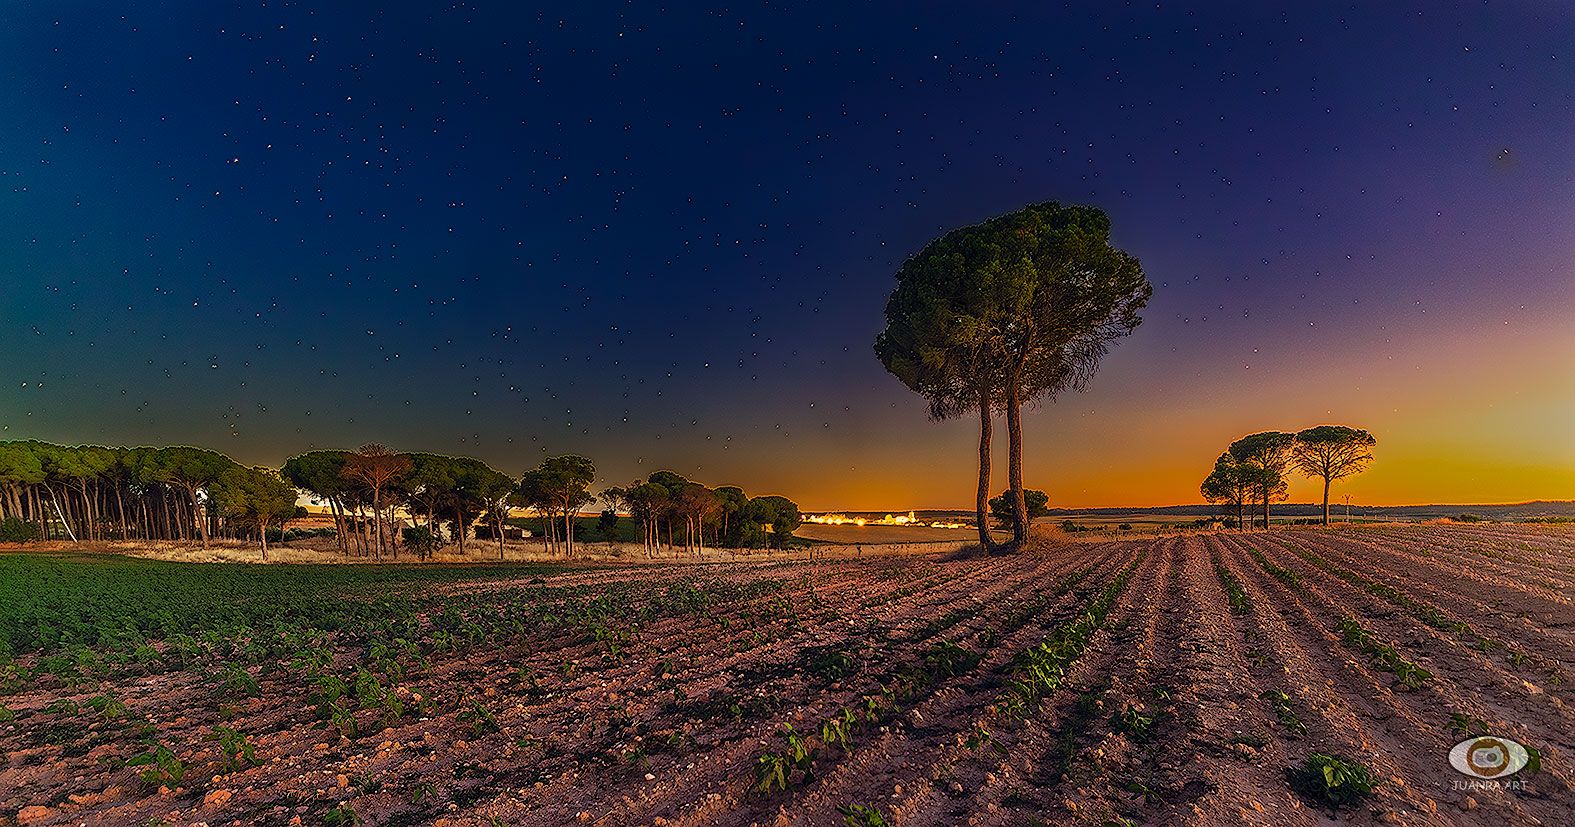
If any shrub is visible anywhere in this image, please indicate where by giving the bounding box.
[402,526,443,557]
[1286,753,1378,808]
[0,517,39,543]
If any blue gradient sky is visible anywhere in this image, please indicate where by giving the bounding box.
[2,2,1571,509]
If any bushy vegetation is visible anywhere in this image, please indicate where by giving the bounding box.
[0,554,563,659]
[0,516,39,542]
[1285,753,1379,808]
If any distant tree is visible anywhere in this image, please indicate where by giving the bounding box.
[597,509,619,543]
[624,481,670,557]
[398,453,458,555]
[0,442,46,530]
[516,468,556,553]
[989,489,1049,529]
[1228,432,1296,529]
[340,444,411,559]
[1292,426,1376,525]
[712,486,748,547]
[746,495,801,550]
[473,465,517,560]
[1201,452,1256,530]
[438,456,508,557]
[47,446,116,541]
[522,456,595,557]
[282,451,352,554]
[673,483,719,556]
[209,466,297,560]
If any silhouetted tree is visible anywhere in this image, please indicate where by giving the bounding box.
[746,495,801,550]
[1292,426,1376,525]
[713,486,748,547]
[1201,452,1257,530]
[989,489,1049,529]
[521,456,595,557]
[1228,432,1295,529]
[282,451,352,554]
[150,447,236,549]
[624,481,669,557]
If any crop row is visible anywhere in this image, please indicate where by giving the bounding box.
[1277,539,1558,685]
[751,565,1102,794]
[993,552,1144,718]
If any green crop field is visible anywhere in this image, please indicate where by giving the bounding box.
[0,554,567,661]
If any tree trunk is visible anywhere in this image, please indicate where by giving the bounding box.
[1004,381,1028,549]
[183,486,205,548]
[371,485,384,560]
[114,484,128,540]
[975,386,995,551]
[1321,476,1331,526]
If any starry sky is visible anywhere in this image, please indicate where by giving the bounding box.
[2,2,1571,510]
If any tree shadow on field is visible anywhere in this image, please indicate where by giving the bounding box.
[942,541,1021,561]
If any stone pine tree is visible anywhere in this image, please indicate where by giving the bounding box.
[1201,452,1258,530]
[150,446,236,549]
[877,202,1150,551]
[1292,426,1376,525]
[1228,432,1295,529]
[875,236,1007,552]
[340,443,411,559]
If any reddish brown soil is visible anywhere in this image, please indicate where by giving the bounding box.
[2,525,1571,826]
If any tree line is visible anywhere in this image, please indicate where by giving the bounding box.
[876,202,1152,551]
[0,440,802,560]
[0,441,296,556]
[1201,426,1376,528]
[602,471,802,557]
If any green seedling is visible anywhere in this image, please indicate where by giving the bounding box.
[209,725,257,771]
[1214,565,1251,615]
[837,803,892,827]
[755,752,789,793]
[44,698,80,715]
[1258,689,1307,736]
[86,693,128,721]
[125,741,185,788]
[1111,705,1157,742]
[457,696,500,737]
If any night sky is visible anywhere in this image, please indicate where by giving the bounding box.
[2,2,1571,509]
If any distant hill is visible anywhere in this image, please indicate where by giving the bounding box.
[841,501,1575,523]
[1045,501,1575,521]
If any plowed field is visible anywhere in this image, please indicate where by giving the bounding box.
[2,524,1570,826]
